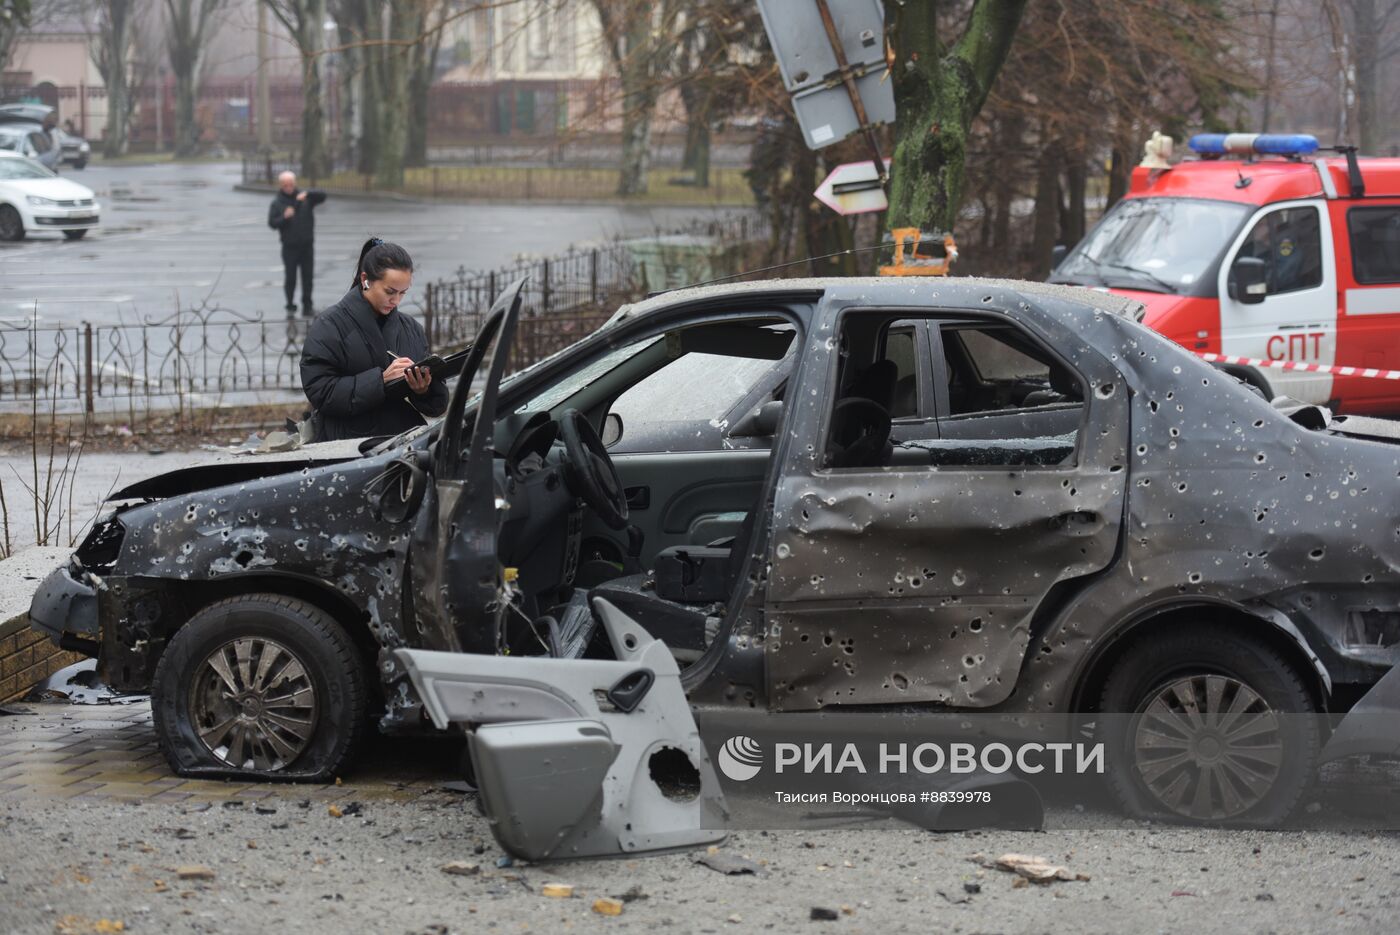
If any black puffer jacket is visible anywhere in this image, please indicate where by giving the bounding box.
[300,286,449,441]
[268,188,326,245]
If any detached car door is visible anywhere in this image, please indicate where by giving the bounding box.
[765,288,1130,711]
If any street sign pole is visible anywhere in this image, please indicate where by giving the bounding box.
[813,0,887,185]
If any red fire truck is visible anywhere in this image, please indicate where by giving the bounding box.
[1050,133,1400,414]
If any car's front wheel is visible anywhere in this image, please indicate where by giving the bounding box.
[151,594,368,781]
[0,205,24,241]
[63,229,87,241]
[1098,626,1320,826]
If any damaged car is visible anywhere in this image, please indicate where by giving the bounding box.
[29,276,1400,843]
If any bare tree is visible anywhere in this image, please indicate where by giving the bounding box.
[1342,0,1400,152]
[262,0,329,179]
[0,1,32,73]
[590,0,682,196]
[162,0,225,157]
[90,0,143,157]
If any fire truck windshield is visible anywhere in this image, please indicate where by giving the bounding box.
[1055,197,1251,294]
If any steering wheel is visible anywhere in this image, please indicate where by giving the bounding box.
[559,409,629,530]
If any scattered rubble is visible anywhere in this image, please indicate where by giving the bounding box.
[174,865,215,881]
[440,861,480,877]
[974,853,1090,884]
[541,883,575,898]
[695,850,763,876]
[592,897,624,916]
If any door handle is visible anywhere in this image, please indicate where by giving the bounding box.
[625,486,650,510]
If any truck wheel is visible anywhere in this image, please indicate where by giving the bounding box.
[151,594,368,781]
[0,205,24,241]
[1098,626,1319,826]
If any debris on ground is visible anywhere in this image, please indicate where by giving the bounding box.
[541,883,575,898]
[695,851,763,876]
[592,897,624,916]
[810,906,839,920]
[174,865,215,881]
[54,916,125,934]
[25,660,147,706]
[974,853,1090,884]
[440,861,481,877]
[611,884,648,903]
[440,781,476,794]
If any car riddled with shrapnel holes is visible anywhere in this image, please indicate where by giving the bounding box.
[28,276,1400,848]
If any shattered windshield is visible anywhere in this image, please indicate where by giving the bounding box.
[1054,197,1250,294]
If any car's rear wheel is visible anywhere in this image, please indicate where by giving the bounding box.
[151,594,368,781]
[1098,626,1319,826]
[63,229,87,241]
[0,205,24,241]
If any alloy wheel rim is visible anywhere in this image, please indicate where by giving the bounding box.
[1132,674,1283,819]
[189,637,318,771]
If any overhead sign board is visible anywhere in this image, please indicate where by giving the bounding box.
[814,159,891,215]
[756,0,894,151]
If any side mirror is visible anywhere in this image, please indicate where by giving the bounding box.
[1229,256,1268,304]
[601,412,623,447]
[1050,244,1068,270]
[728,400,784,438]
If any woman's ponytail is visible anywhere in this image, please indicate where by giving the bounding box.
[353,237,414,290]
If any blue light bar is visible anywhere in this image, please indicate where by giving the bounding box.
[1188,133,1319,156]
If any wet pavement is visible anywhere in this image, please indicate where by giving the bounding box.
[0,161,746,329]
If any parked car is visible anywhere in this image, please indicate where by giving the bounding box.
[0,151,100,240]
[55,127,90,169]
[0,104,61,170]
[0,122,60,171]
[28,277,1400,835]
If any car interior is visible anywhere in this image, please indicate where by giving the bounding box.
[461,313,800,666]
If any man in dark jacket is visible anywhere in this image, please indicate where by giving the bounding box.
[300,284,449,441]
[268,171,327,316]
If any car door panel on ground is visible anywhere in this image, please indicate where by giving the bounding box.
[765,296,1129,712]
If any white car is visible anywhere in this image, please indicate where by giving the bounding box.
[0,150,100,241]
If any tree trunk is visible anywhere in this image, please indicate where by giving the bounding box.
[883,0,1029,234]
[299,0,328,180]
[96,1,136,159]
[1030,137,1060,278]
[174,77,198,155]
[616,11,656,197]
[680,81,712,187]
[990,115,1021,252]
[1062,148,1086,247]
[1352,0,1380,153]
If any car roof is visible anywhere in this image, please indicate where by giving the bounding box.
[608,276,1144,328]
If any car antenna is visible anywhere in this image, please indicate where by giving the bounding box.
[646,237,945,298]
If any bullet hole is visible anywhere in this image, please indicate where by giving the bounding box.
[1136,444,1148,455]
[1177,482,1188,492]
[1013,489,1023,496]
[1187,572,1202,584]
[840,638,855,655]
[981,294,994,303]
[891,673,909,691]
[1096,383,1115,399]
[1149,400,1160,413]
[1363,574,1375,583]
[822,634,833,647]
[951,570,966,587]
[1169,428,1180,438]
[1253,419,1265,428]
[1255,453,1267,464]
[909,576,923,588]
[800,633,810,642]
[949,629,959,640]
[1110,464,1123,473]
[234,550,255,568]
[969,617,983,633]
[1309,548,1325,560]
[1202,378,1210,386]
[1140,478,1152,487]
[1165,391,1175,400]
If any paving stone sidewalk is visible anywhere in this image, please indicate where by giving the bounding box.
[0,701,459,805]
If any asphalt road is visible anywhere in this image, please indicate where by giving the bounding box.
[0,161,746,329]
[1,792,1396,934]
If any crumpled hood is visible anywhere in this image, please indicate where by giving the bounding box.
[109,438,367,500]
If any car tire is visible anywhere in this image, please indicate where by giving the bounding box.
[151,594,368,782]
[63,229,87,241]
[0,204,24,241]
[74,159,87,170]
[1098,625,1319,826]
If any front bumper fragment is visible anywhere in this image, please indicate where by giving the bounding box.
[29,559,100,648]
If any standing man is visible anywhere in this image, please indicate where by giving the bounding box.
[268,171,326,317]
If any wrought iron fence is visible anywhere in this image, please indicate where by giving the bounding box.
[0,213,771,429]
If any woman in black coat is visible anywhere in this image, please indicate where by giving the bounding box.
[300,238,449,441]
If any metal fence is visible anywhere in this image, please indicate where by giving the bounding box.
[0,214,770,429]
